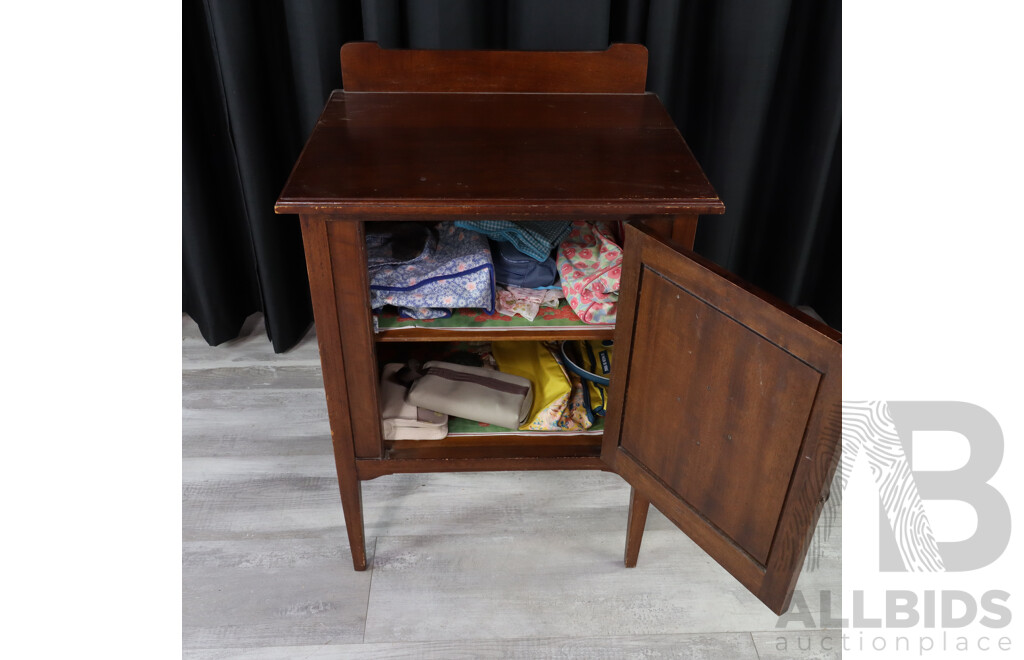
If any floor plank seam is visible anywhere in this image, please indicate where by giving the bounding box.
[351,629,773,648]
[362,537,379,644]
[749,627,831,633]
[300,638,338,660]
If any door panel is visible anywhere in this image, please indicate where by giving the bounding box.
[622,271,823,564]
[603,222,841,614]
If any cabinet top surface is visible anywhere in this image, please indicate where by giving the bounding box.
[275,91,724,217]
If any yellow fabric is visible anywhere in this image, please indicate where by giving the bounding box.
[492,341,585,430]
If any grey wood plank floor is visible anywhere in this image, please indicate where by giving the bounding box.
[183,314,841,659]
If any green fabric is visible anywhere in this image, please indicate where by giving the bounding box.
[376,300,611,331]
[448,416,604,435]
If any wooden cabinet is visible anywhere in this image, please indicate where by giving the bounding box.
[275,43,841,615]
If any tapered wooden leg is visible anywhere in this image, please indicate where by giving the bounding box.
[329,425,368,571]
[624,487,650,568]
[337,473,368,570]
[300,215,371,571]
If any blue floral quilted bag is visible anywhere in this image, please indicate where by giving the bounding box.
[367,223,495,319]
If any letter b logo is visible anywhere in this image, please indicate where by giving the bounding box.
[842,401,1010,571]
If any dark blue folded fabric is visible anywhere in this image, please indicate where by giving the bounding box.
[491,242,558,288]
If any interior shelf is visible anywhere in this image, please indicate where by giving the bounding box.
[374,301,615,342]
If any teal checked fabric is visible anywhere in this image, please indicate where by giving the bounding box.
[454,220,571,262]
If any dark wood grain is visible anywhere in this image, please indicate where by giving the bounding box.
[326,221,384,459]
[385,433,601,461]
[340,42,648,93]
[616,454,766,592]
[298,215,367,571]
[605,217,684,574]
[357,455,610,480]
[275,92,724,217]
[759,386,842,613]
[602,222,841,614]
[670,216,699,248]
[642,216,699,250]
[633,220,841,343]
[623,271,822,564]
[623,488,650,568]
[599,220,645,470]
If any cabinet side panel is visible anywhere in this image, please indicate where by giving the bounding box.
[327,220,383,459]
[301,216,370,568]
[299,216,356,457]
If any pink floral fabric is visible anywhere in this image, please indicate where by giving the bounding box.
[557,221,622,324]
[495,286,561,322]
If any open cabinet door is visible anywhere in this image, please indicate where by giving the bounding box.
[602,221,841,615]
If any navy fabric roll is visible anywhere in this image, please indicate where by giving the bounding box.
[491,241,558,288]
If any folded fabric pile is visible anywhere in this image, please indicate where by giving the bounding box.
[379,363,448,440]
[558,221,623,324]
[455,220,571,263]
[491,241,559,288]
[495,285,562,322]
[367,223,495,320]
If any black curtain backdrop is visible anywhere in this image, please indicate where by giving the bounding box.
[184,0,841,352]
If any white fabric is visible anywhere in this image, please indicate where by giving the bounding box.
[380,363,448,440]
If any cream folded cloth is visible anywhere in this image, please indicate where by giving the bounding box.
[380,363,448,440]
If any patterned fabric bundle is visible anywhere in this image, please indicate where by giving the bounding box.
[560,339,613,423]
[454,220,571,262]
[557,221,623,324]
[491,341,593,431]
[367,223,495,320]
[495,286,562,322]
